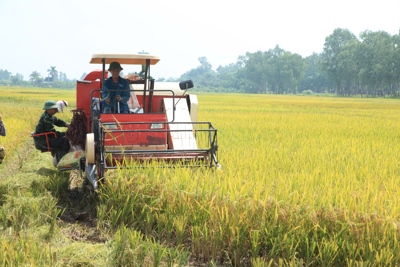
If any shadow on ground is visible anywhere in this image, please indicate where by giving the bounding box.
[36,167,59,177]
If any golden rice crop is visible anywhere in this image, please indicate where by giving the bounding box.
[97,93,400,265]
[2,87,400,265]
[93,92,400,266]
[200,94,400,216]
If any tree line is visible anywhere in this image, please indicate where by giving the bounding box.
[178,28,400,97]
[0,66,76,88]
[1,27,400,96]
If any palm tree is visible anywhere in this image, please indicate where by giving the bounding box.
[47,66,58,82]
[29,71,41,86]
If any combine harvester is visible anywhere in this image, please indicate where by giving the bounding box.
[72,53,220,190]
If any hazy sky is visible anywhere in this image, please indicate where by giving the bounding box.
[1,0,399,81]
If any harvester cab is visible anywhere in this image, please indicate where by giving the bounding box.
[72,53,219,190]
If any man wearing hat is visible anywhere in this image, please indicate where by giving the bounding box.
[35,100,70,161]
[56,100,68,113]
[102,62,131,113]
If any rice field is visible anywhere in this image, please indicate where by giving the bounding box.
[0,87,74,155]
[1,87,400,266]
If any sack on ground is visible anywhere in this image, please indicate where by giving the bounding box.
[56,150,85,170]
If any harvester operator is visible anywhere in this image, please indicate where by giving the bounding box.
[102,62,130,113]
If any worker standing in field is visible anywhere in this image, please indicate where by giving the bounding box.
[56,100,68,113]
[102,62,130,113]
[35,100,70,161]
[0,114,6,164]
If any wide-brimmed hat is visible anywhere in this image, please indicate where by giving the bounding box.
[62,100,68,107]
[108,62,123,71]
[43,100,59,110]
